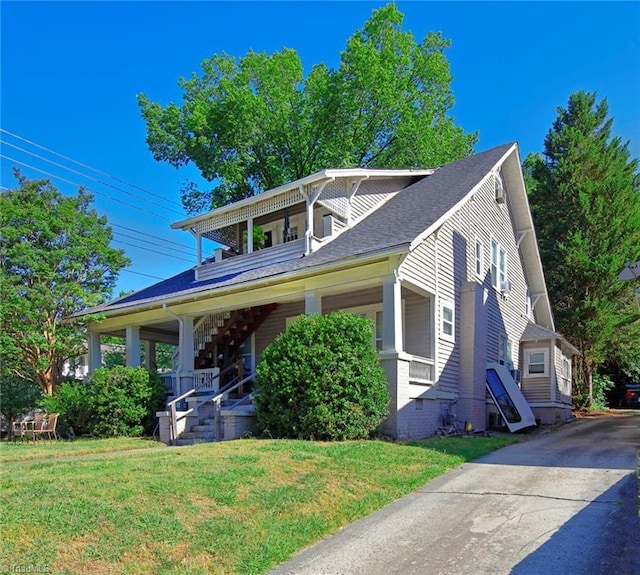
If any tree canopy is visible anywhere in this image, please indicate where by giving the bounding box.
[0,172,129,395]
[138,4,477,214]
[524,91,640,406]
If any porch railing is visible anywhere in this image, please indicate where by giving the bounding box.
[166,371,255,445]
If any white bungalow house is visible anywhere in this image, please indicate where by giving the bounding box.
[80,143,577,443]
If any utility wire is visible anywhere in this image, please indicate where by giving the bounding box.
[112,239,193,263]
[111,222,196,253]
[0,154,174,221]
[1,134,197,281]
[114,230,195,257]
[120,269,165,281]
[0,128,185,209]
[0,139,185,217]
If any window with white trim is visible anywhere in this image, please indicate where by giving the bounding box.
[475,238,483,278]
[491,239,508,290]
[498,334,513,370]
[561,356,571,380]
[341,304,385,351]
[440,301,455,343]
[525,287,532,317]
[524,348,548,378]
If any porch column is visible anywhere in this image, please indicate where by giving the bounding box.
[247,217,254,253]
[382,274,403,353]
[125,326,141,367]
[144,340,156,371]
[305,198,314,255]
[88,332,102,374]
[304,290,322,314]
[179,315,194,373]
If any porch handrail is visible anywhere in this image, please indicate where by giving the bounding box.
[193,311,230,356]
[167,372,255,445]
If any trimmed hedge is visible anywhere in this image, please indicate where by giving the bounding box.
[254,312,389,440]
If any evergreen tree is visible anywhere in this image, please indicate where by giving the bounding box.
[525,91,640,406]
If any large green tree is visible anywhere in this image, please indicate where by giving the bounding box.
[138,4,477,214]
[525,91,640,406]
[0,172,129,395]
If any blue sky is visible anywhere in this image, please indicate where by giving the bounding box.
[2,1,639,296]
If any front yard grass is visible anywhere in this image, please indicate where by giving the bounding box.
[0,436,162,463]
[1,435,518,574]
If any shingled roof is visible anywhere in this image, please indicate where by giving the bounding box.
[89,143,514,314]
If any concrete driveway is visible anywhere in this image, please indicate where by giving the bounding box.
[270,412,640,575]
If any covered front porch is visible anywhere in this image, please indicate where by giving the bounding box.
[87,261,439,442]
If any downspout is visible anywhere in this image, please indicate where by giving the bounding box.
[433,228,440,382]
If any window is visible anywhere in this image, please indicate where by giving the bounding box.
[525,348,548,378]
[498,334,513,370]
[475,239,483,278]
[322,214,333,238]
[375,310,383,351]
[525,287,532,317]
[491,239,507,290]
[440,301,455,342]
[341,304,385,351]
[561,357,571,380]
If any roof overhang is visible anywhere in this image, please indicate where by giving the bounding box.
[80,244,410,323]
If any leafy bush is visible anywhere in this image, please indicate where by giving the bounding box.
[0,372,42,436]
[89,366,158,437]
[41,378,93,436]
[141,370,169,435]
[254,312,389,440]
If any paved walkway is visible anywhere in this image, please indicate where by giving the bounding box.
[270,413,640,575]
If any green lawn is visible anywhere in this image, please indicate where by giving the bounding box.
[1,435,518,574]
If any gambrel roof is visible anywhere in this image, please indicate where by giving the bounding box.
[82,143,554,329]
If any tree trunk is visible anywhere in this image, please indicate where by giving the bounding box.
[37,368,55,396]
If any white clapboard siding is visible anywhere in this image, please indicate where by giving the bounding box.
[399,165,534,394]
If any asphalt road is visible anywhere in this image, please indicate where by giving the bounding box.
[270,413,640,575]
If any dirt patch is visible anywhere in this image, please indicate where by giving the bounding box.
[573,408,630,418]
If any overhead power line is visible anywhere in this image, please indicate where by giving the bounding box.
[0,154,174,221]
[0,139,185,217]
[111,223,196,253]
[0,128,185,209]
[112,238,194,263]
[120,269,166,281]
[114,230,195,258]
